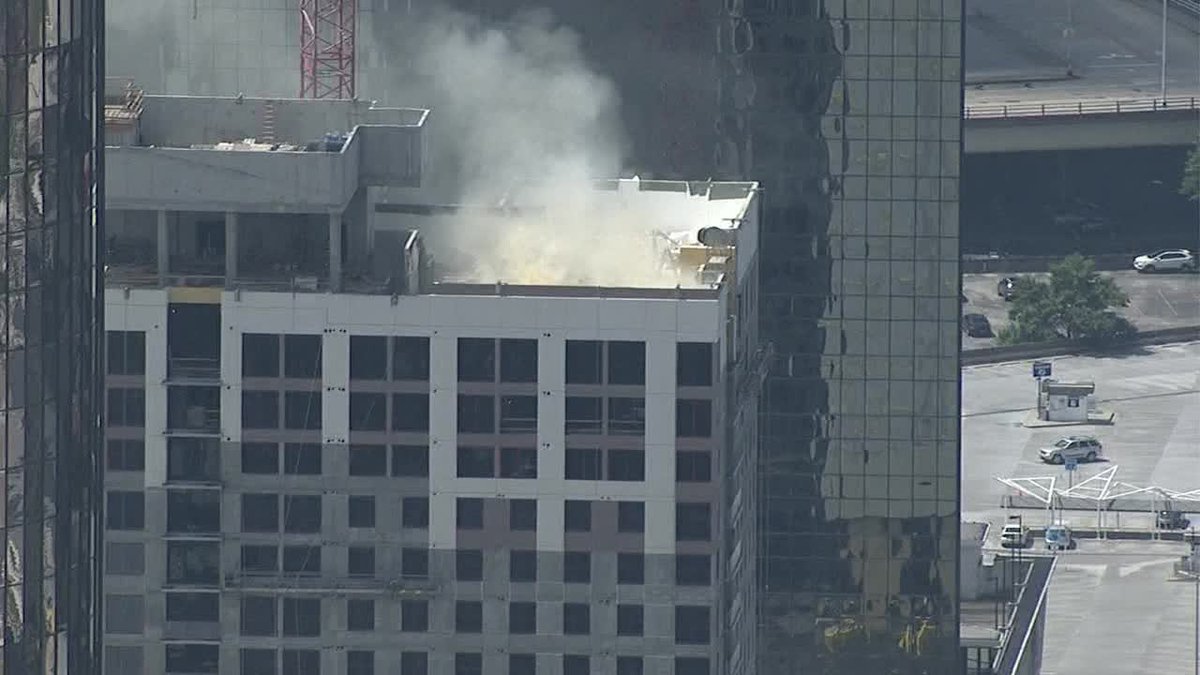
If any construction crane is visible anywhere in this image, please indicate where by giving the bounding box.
[299,0,356,99]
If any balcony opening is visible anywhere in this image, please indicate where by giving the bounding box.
[165,643,219,674]
[105,209,157,282]
[167,490,221,534]
[166,541,220,585]
[499,395,537,434]
[168,303,221,379]
[167,385,221,433]
[166,592,220,623]
[169,211,225,277]
[167,438,221,483]
[238,214,329,290]
[564,397,601,435]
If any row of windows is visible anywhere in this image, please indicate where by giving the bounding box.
[108,645,712,675]
[106,491,713,541]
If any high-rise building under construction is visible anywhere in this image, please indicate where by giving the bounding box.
[0,0,105,673]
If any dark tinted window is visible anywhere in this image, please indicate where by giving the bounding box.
[241,442,278,474]
[565,340,601,384]
[282,546,321,575]
[349,336,387,380]
[402,497,429,528]
[284,334,322,379]
[391,393,429,432]
[457,338,495,382]
[608,397,645,436]
[563,655,589,675]
[617,502,644,533]
[617,552,644,585]
[510,550,537,582]
[675,606,711,645]
[564,500,591,532]
[165,644,218,673]
[401,600,428,632]
[456,550,483,582]
[282,650,320,675]
[107,388,145,427]
[167,541,220,584]
[349,445,387,476]
[283,495,321,533]
[349,393,386,431]
[509,499,537,531]
[401,548,428,578]
[617,604,643,636]
[282,598,321,637]
[242,334,280,377]
[676,451,712,482]
[401,653,428,675]
[457,498,484,530]
[240,545,278,574]
[392,444,429,477]
[565,447,602,480]
[240,596,276,636]
[348,496,375,528]
[500,447,537,479]
[499,395,538,433]
[675,554,711,586]
[607,449,644,481]
[500,338,538,382]
[107,331,146,375]
[348,546,375,577]
[676,399,713,438]
[283,443,321,475]
[455,601,483,633]
[676,503,711,541]
[106,491,144,530]
[564,396,602,434]
[166,592,219,622]
[676,342,713,386]
[457,446,494,478]
[509,602,536,634]
[563,552,590,583]
[392,337,430,380]
[242,391,279,429]
[457,395,495,433]
[607,341,645,385]
[562,602,590,635]
[284,391,322,430]
[106,440,145,472]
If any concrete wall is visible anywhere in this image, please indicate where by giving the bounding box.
[965,109,1200,154]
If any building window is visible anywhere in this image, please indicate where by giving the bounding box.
[456,550,483,582]
[241,494,279,532]
[106,491,144,530]
[616,656,644,675]
[166,490,220,533]
[457,446,494,478]
[283,443,321,475]
[167,438,220,482]
[676,399,713,437]
[350,392,386,431]
[241,649,276,675]
[348,546,376,577]
[401,599,429,632]
[563,655,589,675]
[282,545,322,575]
[392,336,430,380]
[347,599,375,631]
[402,497,429,528]
[509,654,536,675]
[284,391,322,430]
[564,396,602,434]
[617,552,644,585]
[282,650,320,675]
[458,338,495,382]
[347,651,374,675]
[243,334,280,377]
[676,342,713,386]
[242,390,279,429]
[607,340,645,385]
[500,447,537,478]
[106,388,145,427]
[562,603,590,635]
[499,395,538,433]
[349,496,375,528]
[240,596,277,636]
[616,604,643,636]
[675,606,711,645]
[676,451,712,482]
[457,395,495,433]
[608,397,645,435]
[676,503,711,541]
[606,449,644,481]
[349,444,387,476]
[564,500,591,532]
[104,594,144,634]
[509,602,536,634]
[106,439,145,472]
[105,542,144,576]
[284,334,322,379]
[565,340,602,384]
[563,551,590,583]
[106,646,144,674]
[107,330,145,374]
[565,447,602,480]
[166,541,220,585]
[241,442,279,474]
[349,336,387,380]
[509,499,537,531]
[510,550,537,582]
[675,658,710,675]
[676,554,711,586]
[617,501,644,533]
[282,598,322,637]
[165,644,218,673]
[455,600,483,633]
[402,548,429,578]
[400,652,428,675]
[392,444,429,477]
[392,393,430,431]
[241,545,278,574]
[283,495,322,533]
[500,338,538,382]
[455,653,483,675]
[457,498,484,529]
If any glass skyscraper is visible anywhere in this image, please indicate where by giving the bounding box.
[1,0,105,672]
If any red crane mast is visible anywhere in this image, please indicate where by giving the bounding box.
[299,0,356,99]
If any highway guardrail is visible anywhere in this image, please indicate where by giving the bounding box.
[964,95,1200,120]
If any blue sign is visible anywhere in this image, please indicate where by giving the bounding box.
[1064,458,1078,472]
[1033,361,1052,378]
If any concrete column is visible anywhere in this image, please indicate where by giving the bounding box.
[224,211,238,284]
[156,210,169,283]
[329,212,342,292]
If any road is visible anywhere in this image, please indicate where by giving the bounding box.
[963,342,1200,674]
[965,0,1200,105]
[962,270,1200,349]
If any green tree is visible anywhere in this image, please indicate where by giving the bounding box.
[1181,145,1200,201]
[997,254,1133,345]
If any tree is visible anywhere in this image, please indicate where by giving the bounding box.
[1181,145,1200,201]
[997,254,1133,345]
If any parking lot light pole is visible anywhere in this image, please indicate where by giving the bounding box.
[1161,0,1169,101]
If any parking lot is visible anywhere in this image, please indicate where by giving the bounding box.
[963,270,1200,349]
[963,342,1200,675]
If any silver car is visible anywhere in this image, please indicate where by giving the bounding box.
[1038,436,1103,464]
[1133,249,1196,273]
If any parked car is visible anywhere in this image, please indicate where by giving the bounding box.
[962,313,992,338]
[1156,510,1192,530]
[1038,436,1103,464]
[1044,524,1075,551]
[1133,249,1197,273]
[997,276,1019,300]
[1000,523,1034,549]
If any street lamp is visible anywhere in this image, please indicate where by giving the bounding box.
[1161,0,1169,101]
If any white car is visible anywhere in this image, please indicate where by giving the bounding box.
[1133,249,1196,272]
[1038,436,1103,464]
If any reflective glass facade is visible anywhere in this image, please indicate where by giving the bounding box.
[1,0,104,672]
